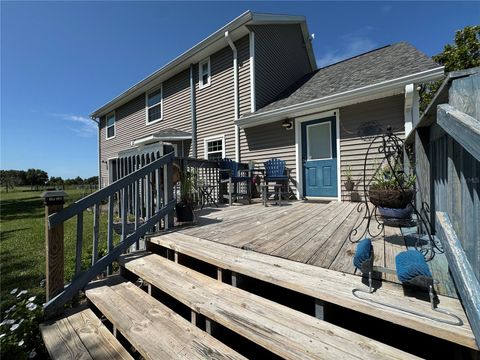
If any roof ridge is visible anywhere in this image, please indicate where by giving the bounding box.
[318,43,395,70]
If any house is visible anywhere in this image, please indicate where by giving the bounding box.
[90,10,444,201]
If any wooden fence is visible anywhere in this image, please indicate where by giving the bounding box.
[412,68,480,347]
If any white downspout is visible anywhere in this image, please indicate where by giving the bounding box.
[225,31,240,162]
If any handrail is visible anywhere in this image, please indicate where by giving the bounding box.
[43,152,175,318]
[44,199,175,317]
[49,152,175,228]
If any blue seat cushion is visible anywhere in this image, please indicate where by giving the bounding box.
[265,176,288,181]
[396,250,432,285]
[353,238,373,271]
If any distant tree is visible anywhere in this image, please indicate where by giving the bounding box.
[74,176,84,185]
[48,176,65,189]
[0,171,15,192]
[420,25,480,111]
[0,170,27,192]
[25,169,49,190]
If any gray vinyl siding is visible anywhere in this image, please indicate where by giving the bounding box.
[252,24,312,110]
[239,123,297,191]
[99,69,191,187]
[339,95,405,197]
[196,35,250,160]
[238,95,405,198]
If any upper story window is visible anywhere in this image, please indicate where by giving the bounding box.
[146,86,163,124]
[204,135,225,161]
[199,58,211,89]
[106,112,115,139]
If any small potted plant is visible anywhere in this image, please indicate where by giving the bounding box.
[369,161,416,219]
[344,165,355,191]
[176,170,195,222]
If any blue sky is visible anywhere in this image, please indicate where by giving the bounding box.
[1,1,478,178]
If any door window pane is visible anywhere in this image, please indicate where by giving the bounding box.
[307,122,332,160]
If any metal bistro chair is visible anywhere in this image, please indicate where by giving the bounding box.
[218,158,251,206]
[263,158,290,206]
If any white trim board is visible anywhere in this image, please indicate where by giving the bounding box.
[237,66,444,129]
[294,109,341,201]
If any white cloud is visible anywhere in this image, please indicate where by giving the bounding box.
[316,27,378,68]
[50,113,97,137]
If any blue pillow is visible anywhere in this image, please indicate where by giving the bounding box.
[353,238,373,270]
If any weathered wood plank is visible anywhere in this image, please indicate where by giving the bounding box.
[148,233,477,350]
[40,307,132,360]
[436,211,480,349]
[120,252,419,359]
[437,104,480,162]
[86,276,246,360]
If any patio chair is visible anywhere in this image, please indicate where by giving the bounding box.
[218,158,251,206]
[263,158,290,204]
[351,238,463,326]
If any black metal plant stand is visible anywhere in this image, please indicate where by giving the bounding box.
[348,127,443,261]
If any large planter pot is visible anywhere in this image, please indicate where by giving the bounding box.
[368,188,415,209]
[378,204,413,219]
[344,180,355,191]
[176,203,194,222]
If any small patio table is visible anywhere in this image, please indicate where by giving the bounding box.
[198,185,218,210]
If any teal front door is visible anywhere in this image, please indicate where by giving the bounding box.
[301,117,338,197]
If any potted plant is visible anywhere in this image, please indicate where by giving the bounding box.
[344,165,355,191]
[176,170,195,222]
[369,161,416,219]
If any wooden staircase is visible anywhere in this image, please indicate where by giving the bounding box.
[41,236,424,360]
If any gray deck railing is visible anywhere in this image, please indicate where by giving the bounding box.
[43,152,175,317]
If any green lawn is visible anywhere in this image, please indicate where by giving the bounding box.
[0,187,113,312]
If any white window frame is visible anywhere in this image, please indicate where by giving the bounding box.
[145,84,163,125]
[105,111,115,140]
[204,135,225,160]
[198,57,211,89]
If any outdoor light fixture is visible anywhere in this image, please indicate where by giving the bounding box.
[282,119,293,130]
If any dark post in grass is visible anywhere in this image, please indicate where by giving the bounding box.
[41,191,67,302]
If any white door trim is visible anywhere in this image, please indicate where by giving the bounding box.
[295,109,341,201]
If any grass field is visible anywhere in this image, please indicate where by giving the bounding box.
[0,186,112,312]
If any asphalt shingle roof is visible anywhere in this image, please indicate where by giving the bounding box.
[250,42,440,116]
[151,128,192,139]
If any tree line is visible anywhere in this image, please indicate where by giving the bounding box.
[0,169,98,192]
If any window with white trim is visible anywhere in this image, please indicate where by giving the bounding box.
[106,112,115,139]
[204,136,224,161]
[199,58,211,89]
[146,86,163,123]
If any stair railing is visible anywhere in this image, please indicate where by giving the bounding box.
[43,152,175,318]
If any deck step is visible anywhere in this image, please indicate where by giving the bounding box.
[40,307,133,360]
[85,275,246,360]
[148,232,477,351]
[119,251,418,360]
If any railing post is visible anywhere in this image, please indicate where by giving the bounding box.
[41,191,67,302]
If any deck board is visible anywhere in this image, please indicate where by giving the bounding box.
[178,200,458,298]
[148,233,477,350]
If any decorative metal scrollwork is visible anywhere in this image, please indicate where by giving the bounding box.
[348,127,443,261]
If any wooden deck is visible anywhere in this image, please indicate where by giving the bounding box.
[177,200,456,297]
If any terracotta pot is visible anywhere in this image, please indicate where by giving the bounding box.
[368,188,415,209]
[344,180,355,191]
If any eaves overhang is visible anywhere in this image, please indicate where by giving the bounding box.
[90,11,314,119]
[236,66,445,129]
